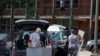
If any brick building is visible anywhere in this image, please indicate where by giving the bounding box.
[0,0,99,44]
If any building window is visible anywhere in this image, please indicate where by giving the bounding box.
[64,0,70,8]
[73,0,78,7]
[7,3,11,8]
[14,2,34,8]
[14,2,26,8]
[45,0,50,3]
[3,2,25,8]
[56,1,60,8]
[14,2,21,8]
[55,0,78,8]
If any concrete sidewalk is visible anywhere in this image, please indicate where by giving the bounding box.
[79,50,92,56]
[79,48,100,56]
[78,47,92,56]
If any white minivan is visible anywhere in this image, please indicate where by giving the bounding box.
[47,24,69,47]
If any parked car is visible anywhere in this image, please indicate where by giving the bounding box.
[86,39,100,52]
[0,33,11,56]
[47,24,70,47]
[12,19,50,56]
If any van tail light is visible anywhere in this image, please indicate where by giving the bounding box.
[12,53,17,56]
[28,39,32,43]
[0,40,6,46]
[2,41,6,46]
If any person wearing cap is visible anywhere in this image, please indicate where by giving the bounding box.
[29,28,42,47]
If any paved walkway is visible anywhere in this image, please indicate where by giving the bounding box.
[79,50,92,56]
[79,48,100,56]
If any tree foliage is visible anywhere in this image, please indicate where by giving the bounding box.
[0,0,37,18]
[0,0,8,16]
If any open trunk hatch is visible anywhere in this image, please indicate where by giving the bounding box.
[15,19,49,30]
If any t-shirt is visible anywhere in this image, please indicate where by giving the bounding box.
[68,34,78,48]
[30,32,40,47]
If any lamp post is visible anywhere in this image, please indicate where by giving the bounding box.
[35,0,39,19]
[10,3,14,40]
[89,0,94,40]
[25,1,28,19]
[69,0,73,30]
[52,0,56,24]
[91,0,99,56]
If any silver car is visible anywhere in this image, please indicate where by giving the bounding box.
[0,33,11,56]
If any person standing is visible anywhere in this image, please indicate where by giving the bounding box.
[51,32,57,56]
[29,28,42,47]
[68,29,81,56]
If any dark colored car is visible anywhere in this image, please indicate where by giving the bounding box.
[0,33,10,56]
[12,19,50,56]
[85,39,100,52]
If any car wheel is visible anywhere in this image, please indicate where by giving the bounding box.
[91,47,94,53]
[90,45,94,53]
[91,45,100,53]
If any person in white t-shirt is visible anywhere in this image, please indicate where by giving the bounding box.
[29,28,42,47]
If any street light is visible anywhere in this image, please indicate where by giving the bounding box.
[89,0,94,40]
[91,0,99,56]
[35,0,39,19]
[25,1,28,19]
[52,0,56,24]
[69,0,73,30]
[10,3,14,40]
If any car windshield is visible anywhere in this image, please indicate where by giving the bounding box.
[0,34,8,41]
[54,30,69,41]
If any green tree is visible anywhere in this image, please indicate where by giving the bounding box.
[18,0,37,19]
[0,0,38,36]
[1,0,38,19]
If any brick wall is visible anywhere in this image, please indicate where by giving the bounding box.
[2,0,91,16]
[77,19,89,44]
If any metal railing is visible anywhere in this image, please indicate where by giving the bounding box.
[2,3,96,17]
